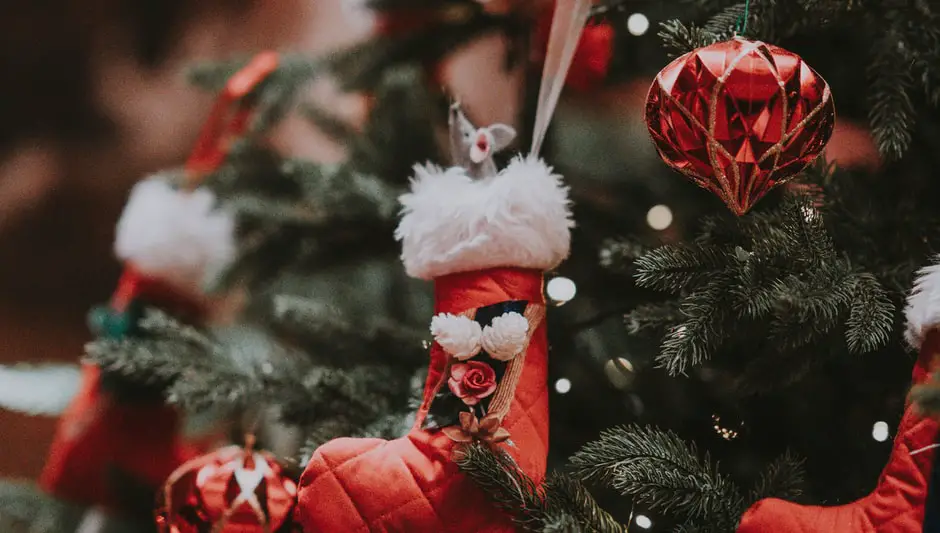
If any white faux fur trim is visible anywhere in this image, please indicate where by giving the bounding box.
[114,177,235,292]
[395,156,573,280]
[905,256,940,349]
[0,364,80,416]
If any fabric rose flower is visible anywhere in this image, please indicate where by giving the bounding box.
[431,313,482,360]
[481,312,530,361]
[448,361,497,406]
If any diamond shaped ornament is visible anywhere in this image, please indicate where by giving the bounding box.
[645,37,835,215]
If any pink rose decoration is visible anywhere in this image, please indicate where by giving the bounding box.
[448,361,497,406]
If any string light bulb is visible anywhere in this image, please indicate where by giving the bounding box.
[604,357,636,390]
[546,276,577,305]
[635,514,652,529]
[554,378,572,394]
[872,421,889,442]
[646,204,673,230]
[627,13,650,36]
[712,414,741,441]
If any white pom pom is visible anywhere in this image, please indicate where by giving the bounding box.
[430,313,482,360]
[114,177,235,292]
[481,312,530,361]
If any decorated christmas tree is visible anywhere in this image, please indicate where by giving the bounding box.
[2,0,940,532]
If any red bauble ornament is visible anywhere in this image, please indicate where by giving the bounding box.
[533,14,614,93]
[156,445,297,533]
[645,37,835,215]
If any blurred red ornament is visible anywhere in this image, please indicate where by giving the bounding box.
[645,37,835,215]
[477,0,550,17]
[533,15,613,93]
[156,445,297,533]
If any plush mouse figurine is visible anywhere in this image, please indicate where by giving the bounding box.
[295,103,573,532]
[40,52,279,514]
[738,257,940,532]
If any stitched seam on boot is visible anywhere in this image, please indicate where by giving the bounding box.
[398,453,448,531]
[865,420,936,529]
[317,446,373,532]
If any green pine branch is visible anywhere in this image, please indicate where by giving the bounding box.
[541,475,629,533]
[599,239,649,274]
[568,425,745,529]
[84,309,214,388]
[657,20,719,57]
[85,309,413,435]
[867,26,915,161]
[656,274,732,375]
[454,443,552,530]
[187,54,321,135]
[569,427,807,532]
[845,272,895,353]
[624,301,684,337]
[269,294,427,366]
[627,196,894,379]
[633,245,731,294]
[746,451,805,505]
[454,443,627,533]
[702,3,747,39]
[0,480,81,533]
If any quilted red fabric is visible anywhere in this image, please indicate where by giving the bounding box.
[40,364,197,510]
[737,330,940,532]
[297,267,549,532]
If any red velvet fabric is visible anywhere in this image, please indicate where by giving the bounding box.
[297,267,549,532]
[40,364,197,510]
[737,330,940,532]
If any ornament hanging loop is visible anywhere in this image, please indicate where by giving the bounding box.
[529,0,592,156]
[734,0,751,36]
[183,51,280,191]
[110,51,279,309]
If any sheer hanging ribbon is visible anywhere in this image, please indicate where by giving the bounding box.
[530,0,592,156]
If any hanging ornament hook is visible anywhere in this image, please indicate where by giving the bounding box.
[530,0,592,156]
[183,51,279,191]
[734,0,751,36]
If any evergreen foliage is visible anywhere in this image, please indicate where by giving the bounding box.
[455,443,627,533]
[568,426,804,532]
[7,0,940,531]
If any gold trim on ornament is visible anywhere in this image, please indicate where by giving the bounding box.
[655,38,833,215]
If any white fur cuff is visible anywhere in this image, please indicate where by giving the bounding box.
[114,176,235,292]
[395,156,573,280]
[905,256,940,349]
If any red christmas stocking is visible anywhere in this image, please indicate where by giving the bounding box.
[296,108,572,532]
[40,52,279,513]
[737,260,940,532]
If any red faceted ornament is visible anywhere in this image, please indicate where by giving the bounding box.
[645,37,835,215]
[156,445,297,533]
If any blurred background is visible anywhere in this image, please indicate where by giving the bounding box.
[0,0,878,487]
